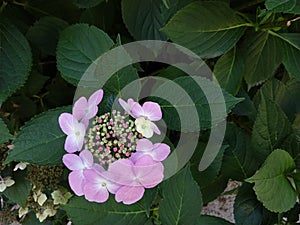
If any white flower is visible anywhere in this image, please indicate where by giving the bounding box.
[0,176,15,192]
[13,162,29,171]
[135,117,160,138]
[18,207,29,218]
[33,190,47,206]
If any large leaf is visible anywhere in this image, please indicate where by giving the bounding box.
[72,0,104,8]
[159,166,202,225]
[251,94,293,162]
[0,19,32,104]
[198,215,233,225]
[152,76,243,131]
[5,106,71,165]
[0,118,12,145]
[26,16,68,56]
[57,24,114,85]
[246,149,297,213]
[63,196,150,225]
[191,142,227,187]
[214,46,244,95]
[265,0,300,14]
[122,0,168,40]
[234,184,275,225]
[221,123,258,181]
[241,31,282,88]
[271,32,300,80]
[162,1,247,58]
[3,171,31,207]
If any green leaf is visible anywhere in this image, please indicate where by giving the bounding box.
[3,171,31,207]
[0,118,12,145]
[265,0,300,13]
[251,94,293,162]
[191,143,227,187]
[221,123,258,181]
[198,215,233,225]
[0,19,32,104]
[162,1,247,58]
[246,149,297,213]
[241,31,282,89]
[271,32,300,80]
[57,23,114,85]
[153,76,243,131]
[26,16,69,56]
[234,184,274,225]
[72,0,104,8]
[139,188,158,217]
[122,0,168,40]
[214,46,244,95]
[5,106,71,165]
[159,166,202,225]
[63,196,150,225]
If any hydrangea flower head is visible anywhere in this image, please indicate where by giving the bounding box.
[59,89,170,205]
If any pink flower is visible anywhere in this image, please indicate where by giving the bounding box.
[106,156,164,204]
[83,167,121,203]
[62,150,94,196]
[73,89,103,127]
[131,102,162,121]
[118,98,136,116]
[58,113,86,153]
[130,139,170,162]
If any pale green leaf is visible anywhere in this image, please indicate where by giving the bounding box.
[57,24,114,85]
[247,149,297,213]
[159,166,202,225]
[63,196,150,225]
[26,16,68,55]
[0,118,12,145]
[0,19,32,104]
[5,106,71,165]
[214,46,244,95]
[162,1,248,58]
[242,32,282,88]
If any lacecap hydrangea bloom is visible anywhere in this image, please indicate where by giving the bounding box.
[58,89,170,204]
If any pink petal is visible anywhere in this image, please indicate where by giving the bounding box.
[131,103,144,119]
[79,150,94,168]
[84,183,109,203]
[142,102,162,121]
[134,156,164,188]
[62,154,84,170]
[115,186,145,205]
[65,133,83,153]
[58,113,75,135]
[83,169,109,203]
[151,122,161,135]
[151,143,170,161]
[88,89,103,106]
[119,98,130,113]
[73,97,88,121]
[136,139,153,152]
[106,159,138,186]
[69,170,85,196]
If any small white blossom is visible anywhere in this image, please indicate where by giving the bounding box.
[33,190,47,206]
[13,162,29,171]
[0,176,15,192]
